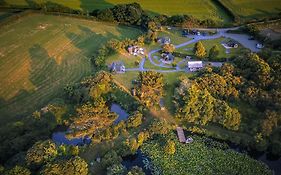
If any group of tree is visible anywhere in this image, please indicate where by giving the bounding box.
[93,3,149,27]
[1,139,88,174]
[193,41,222,61]
[174,78,241,130]
[135,71,164,107]
[162,43,175,53]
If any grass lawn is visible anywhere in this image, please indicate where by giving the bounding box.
[176,37,245,60]
[220,0,281,20]
[106,53,141,69]
[3,0,232,23]
[158,30,192,45]
[0,13,142,125]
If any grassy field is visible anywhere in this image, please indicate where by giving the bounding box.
[2,0,232,23]
[176,37,246,59]
[0,13,142,124]
[220,0,281,20]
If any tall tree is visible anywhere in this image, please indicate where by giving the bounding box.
[209,45,220,60]
[25,140,57,167]
[194,41,206,58]
[40,156,88,175]
[162,43,175,53]
[137,71,164,107]
[69,98,117,138]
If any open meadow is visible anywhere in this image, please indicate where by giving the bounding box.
[0,13,142,124]
[220,0,281,20]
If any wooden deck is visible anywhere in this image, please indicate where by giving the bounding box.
[176,127,186,143]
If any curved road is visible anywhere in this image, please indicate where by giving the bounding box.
[126,27,260,73]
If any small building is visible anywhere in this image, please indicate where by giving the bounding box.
[256,43,264,49]
[110,62,125,73]
[157,37,171,45]
[187,61,203,71]
[128,45,144,56]
[226,42,238,48]
[161,52,174,62]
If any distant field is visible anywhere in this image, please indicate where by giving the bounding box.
[2,0,231,23]
[220,0,281,20]
[0,13,142,124]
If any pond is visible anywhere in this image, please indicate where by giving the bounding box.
[52,132,91,146]
[122,149,152,175]
[52,103,129,145]
[110,103,129,124]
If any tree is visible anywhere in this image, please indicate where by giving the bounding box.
[127,166,145,175]
[127,111,143,128]
[26,140,57,167]
[214,100,241,131]
[194,41,206,58]
[209,45,220,60]
[261,111,279,137]
[97,8,115,22]
[4,166,31,175]
[162,43,175,53]
[69,98,117,138]
[234,53,271,87]
[137,71,164,107]
[40,156,88,175]
[174,80,215,125]
[164,140,176,155]
[107,164,126,175]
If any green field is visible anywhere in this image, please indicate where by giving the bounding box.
[0,13,142,124]
[2,0,232,23]
[176,37,247,59]
[220,0,281,20]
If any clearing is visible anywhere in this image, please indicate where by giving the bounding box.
[0,13,142,124]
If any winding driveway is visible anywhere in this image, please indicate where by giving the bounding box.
[126,27,260,73]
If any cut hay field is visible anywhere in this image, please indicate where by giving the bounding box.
[0,13,142,124]
[2,0,231,23]
[220,0,281,20]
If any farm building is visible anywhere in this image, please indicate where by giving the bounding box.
[187,61,203,71]
[110,62,125,73]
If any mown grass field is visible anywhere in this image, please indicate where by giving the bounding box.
[176,37,247,59]
[220,0,281,20]
[0,13,142,124]
[2,0,231,23]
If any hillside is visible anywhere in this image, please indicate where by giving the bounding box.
[0,13,142,124]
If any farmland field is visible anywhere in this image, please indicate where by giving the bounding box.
[220,0,281,20]
[2,0,232,23]
[0,13,142,124]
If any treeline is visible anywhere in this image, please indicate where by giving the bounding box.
[2,1,228,28]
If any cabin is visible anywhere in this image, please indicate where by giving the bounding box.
[161,52,174,62]
[187,61,203,71]
[110,62,125,73]
[226,41,238,48]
